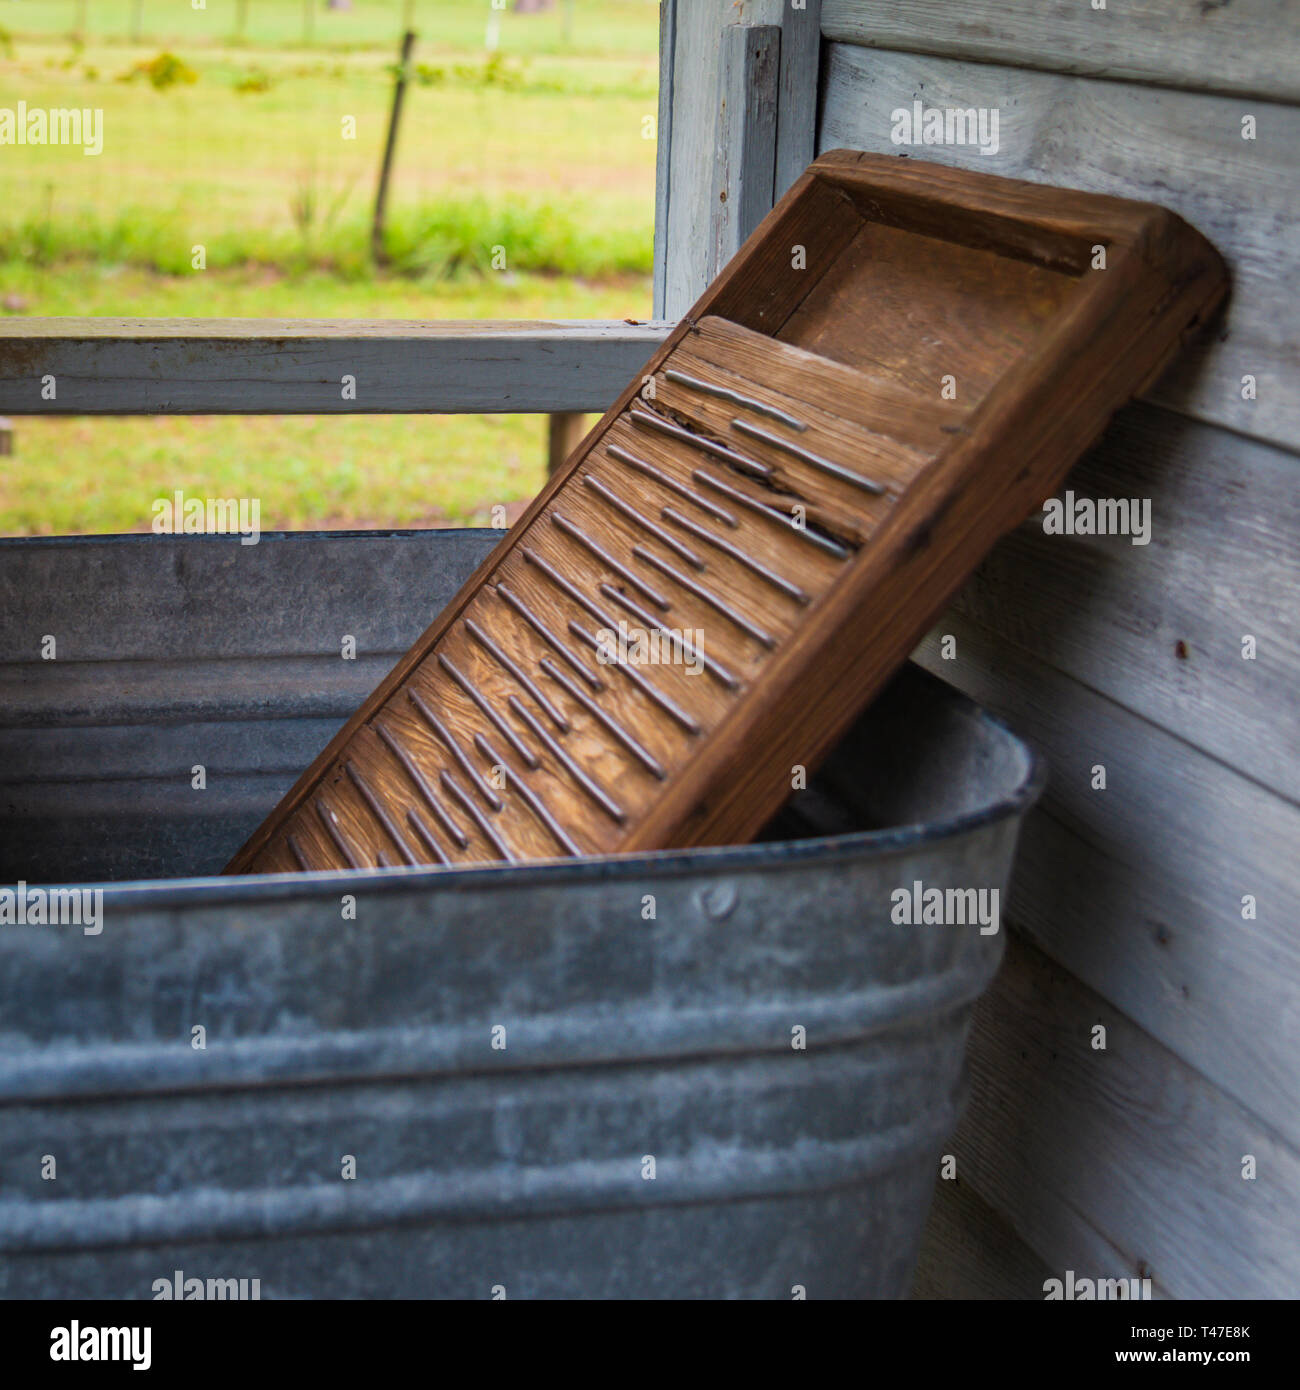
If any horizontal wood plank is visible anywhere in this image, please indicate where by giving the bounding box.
[819,44,1300,450]
[0,321,672,415]
[911,1176,1055,1300]
[955,934,1300,1298]
[915,618,1300,1154]
[948,403,1300,804]
[822,0,1300,104]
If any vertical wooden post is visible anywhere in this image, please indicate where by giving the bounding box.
[709,24,780,278]
[773,0,822,202]
[651,0,677,320]
[655,2,821,319]
[372,29,416,266]
[546,413,587,478]
[0,419,13,458]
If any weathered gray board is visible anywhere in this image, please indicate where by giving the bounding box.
[915,619,1300,1157]
[912,1177,1053,1301]
[773,0,823,201]
[819,44,1300,452]
[822,0,1300,103]
[652,0,678,316]
[940,403,1300,808]
[0,321,671,415]
[949,936,1300,1300]
[655,0,823,318]
[911,403,1300,1155]
[0,532,1042,1299]
[808,13,1300,1297]
[708,24,780,278]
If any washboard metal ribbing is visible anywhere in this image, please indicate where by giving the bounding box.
[227,152,1226,875]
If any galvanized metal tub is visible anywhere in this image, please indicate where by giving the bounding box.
[0,531,1043,1299]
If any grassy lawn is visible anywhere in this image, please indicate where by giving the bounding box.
[0,268,647,535]
[0,0,659,536]
[2,1,660,56]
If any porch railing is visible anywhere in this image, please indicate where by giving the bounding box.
[0,319,674,475]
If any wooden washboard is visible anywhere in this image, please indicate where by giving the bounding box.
[227,152,1226,875]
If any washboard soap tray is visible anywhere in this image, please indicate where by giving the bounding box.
[227,152,1225,874]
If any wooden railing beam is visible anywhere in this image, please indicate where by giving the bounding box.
[0,320,672,416]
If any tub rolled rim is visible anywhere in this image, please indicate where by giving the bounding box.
[54,682,1047,909]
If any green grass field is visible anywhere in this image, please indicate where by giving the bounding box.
[0,0,659,536]
[3,0,660,56]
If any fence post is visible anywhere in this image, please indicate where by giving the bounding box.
[372,30,416,266]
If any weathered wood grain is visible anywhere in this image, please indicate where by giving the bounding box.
[229,153,1225,880]
[915,618,1300,1154]
[661,0,746,318]
[775,0,822,202]
[661,0,793,319]
[635,163,1225,855]
[658,1,824,314]
[777,217,1079,399]
[710,24,781,279]
[911,1176,1055,1300]
[955,934,1300,1298]
[704,171,864,337]
[822,0,1300,104]
[652,0,678,319]
[680,314,966,444]
[656,320,932,530]
[818,44,1300,450]
[0,321,671,415]
[940,402,1300,805]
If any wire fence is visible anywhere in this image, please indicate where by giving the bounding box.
[41,2,583,50]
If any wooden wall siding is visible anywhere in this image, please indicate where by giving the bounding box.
[950,936,1300,1299]
[914,618,1300,1155]
[950,404,1300,807]
[801,12,1300,1298]
[655,0,822,319]
[912,1178,1054,1300]
[818,44,1300,453]
[822,0,1300,104]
